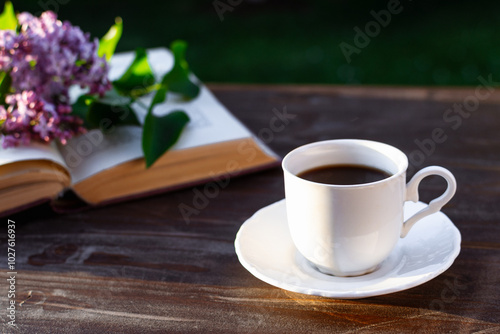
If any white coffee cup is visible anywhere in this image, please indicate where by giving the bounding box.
[282,139,457,277]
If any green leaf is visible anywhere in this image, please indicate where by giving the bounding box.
[87,100,140,131]
[161,40,200,99]
[71,95,96,128]
[86,89,140,129]
[113,48,156,97]
[142,109,190,168]
[98,17,123,61]
[72,89,140,131]
[0,1,17,31]
[0,71,12,105]
[150,85,168,108]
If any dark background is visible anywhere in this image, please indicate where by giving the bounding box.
[6,0,500,85]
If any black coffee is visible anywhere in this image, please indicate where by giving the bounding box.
[297,164,391,185]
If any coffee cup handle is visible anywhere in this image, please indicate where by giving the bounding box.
[401,166,457,238]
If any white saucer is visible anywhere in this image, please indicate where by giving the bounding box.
[235,199,461,299]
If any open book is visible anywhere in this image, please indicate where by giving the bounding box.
[0,48,279,216]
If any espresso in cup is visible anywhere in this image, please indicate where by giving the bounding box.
[297,164,391,185]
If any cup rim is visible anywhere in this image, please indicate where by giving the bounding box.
[282,139,409,188]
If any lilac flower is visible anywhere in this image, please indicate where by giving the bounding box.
[0,11,111,148]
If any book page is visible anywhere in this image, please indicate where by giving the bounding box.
[0,142,66,167]
[60,48,254,184]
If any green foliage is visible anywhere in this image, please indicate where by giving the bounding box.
[0,1,17,31]
[74,36,200,168]
[142,108,190,168]
[72,89,141,130]
[113,48,156,97]
[86,89,140,129]
[141,86,189,168]
[162,40,200,99]
[138,40,200,167]
[0,71,12,106]
[98,17,123,61]
[71,95,95,128]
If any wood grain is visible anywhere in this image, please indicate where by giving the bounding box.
[1,85,499,333]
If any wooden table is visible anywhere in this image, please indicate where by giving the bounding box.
[3,84,500,333]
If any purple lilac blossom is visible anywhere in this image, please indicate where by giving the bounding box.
[0,11,111,148]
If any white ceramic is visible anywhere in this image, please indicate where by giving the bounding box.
[234,199,461,299]
[282,139,457,276]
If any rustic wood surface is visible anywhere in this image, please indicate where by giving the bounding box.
[1,84,500,333]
